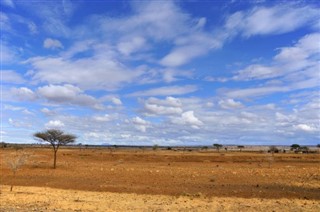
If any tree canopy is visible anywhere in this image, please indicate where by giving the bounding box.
[34,129,76,168]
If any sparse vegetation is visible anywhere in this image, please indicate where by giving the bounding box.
[268,146,279,155]
[5,150,29,191]
[33,129,76,169]
[213,144,223,152]
[290,144,300,152]
[237,145,245,152]
[300,146,309,153]
[0,142,7,148]
[201,146,208,151]
[153,144,159,151]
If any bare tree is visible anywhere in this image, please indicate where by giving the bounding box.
[6,151,29,191]
[34,129,76,169]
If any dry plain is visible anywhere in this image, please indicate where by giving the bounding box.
[0,147,319,211]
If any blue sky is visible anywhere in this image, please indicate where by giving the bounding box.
[1,0,319,145]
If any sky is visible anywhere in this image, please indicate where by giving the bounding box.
[1,0,319,146]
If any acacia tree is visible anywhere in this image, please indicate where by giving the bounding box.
[290,144,300,153]
[34,129,76,169]
[237,145,245,152]
[213,143,223,152]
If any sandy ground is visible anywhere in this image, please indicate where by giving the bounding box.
[1,185,319,211]
[0,147,319,211]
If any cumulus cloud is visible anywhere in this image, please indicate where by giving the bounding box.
[37,84,103,109]
[143,96,183,116]
[219,99,244,109]
[43,38,64,49]
[11,87,37,101]
[147,96,182,107]
[111,97,122,105]
[171,111,203,129]
[45,120,65,129]
[132,116,150,132]
[294,124,317,132]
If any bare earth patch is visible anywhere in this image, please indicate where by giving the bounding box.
[1,147,319,211]
[1,185,319,211]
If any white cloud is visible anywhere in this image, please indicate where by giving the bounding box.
[225,86,288,98]
[274,33,320,63]
[4,104,33,115]
[93,114,111,122]
[132,116,150,132]
[19,1,74,37]
[171,111,203,129]
[225,33,320,99]
[144,103,183,116]
[1,70,25,84]
[143,96,183,116]
[117,37,146,56]
[162,69,193,83]
[99,95,123,106]
[2,12,38,35]
[233,65,278,81]
[115,1,190,41]
[8,118,32,128]
[41,108,56,116]
[128,85,197,97]
[27,55,140,91]
[111,97,122,105]
[196,17,206,29]
[160,44,209,67]
[219,99,244,109]
[27,22,37,34]
[37,84,103,109]
[11,87,37,101]
[225,5,320,37]
[160,32,220,67]
[45,120,65,129]
[43,38,64,49]
[295,124,317,133]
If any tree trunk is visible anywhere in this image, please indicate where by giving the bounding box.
[53,150,57,169]
[11,171,16,191]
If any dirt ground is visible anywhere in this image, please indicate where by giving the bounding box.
[0,147,319,211]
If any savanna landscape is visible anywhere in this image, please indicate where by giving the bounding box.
[2,0,320,211]
[1,145,319,211]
